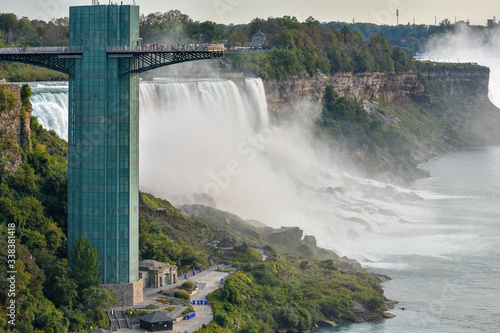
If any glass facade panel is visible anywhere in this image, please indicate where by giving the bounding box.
[67,4,139,284]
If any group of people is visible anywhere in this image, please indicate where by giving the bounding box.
[125,43,225,52]
[0,44,225,54]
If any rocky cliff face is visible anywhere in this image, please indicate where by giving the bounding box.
[262,66,500,183]
[418,66,491,104]
[263,67,491,113]
[0,84,32,172]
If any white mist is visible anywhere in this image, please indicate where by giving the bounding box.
[425,24,500,107]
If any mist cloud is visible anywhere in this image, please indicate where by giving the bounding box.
[425,24,500,106]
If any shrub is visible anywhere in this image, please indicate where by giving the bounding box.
[174,289,191,300]
[125,309,150,318]
[180,281,193,290]
[366,297,383,311]
[182,306,195,315]
[0,85,18,112]
[214,312,233,328]
[157,299,170,304]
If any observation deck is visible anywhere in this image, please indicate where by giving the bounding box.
[0,44,224,75]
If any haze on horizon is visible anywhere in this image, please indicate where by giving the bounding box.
[2,0,498,26]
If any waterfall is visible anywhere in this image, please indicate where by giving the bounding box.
[138,77,273,208]
[138,78,268,131]
[29,78,269,142]
[30,82,69,140]
[244,78,269,128]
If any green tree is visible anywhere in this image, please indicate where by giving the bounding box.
[69,236,102,296]
[0,85,18,112]
[11,162,39,195]
[34,251,77,308]
[228,26,247,45]
[81,287,118,327]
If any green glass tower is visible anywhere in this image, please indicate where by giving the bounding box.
[67,5,140,284]
[0,4,222,303]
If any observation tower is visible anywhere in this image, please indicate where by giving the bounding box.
[0,2,223,304]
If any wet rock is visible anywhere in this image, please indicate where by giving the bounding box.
[264,227,303,245]
[382,312,396,318]
[303,235,317,246]
[300,260,310,270]
[219,237,237,248]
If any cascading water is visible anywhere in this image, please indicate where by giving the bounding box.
[30,82,69,140]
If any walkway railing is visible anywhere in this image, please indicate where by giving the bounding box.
[0,46,83,54]
[106,43,225,53]
[0,44,225,54]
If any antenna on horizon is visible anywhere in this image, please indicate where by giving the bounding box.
[396,9,399,26]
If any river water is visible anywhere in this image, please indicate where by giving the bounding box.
[318,147,500,333]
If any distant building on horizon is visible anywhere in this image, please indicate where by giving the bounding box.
[248,30,268,48]
[487,18,496,28]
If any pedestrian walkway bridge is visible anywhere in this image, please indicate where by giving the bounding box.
[0,44,224,75]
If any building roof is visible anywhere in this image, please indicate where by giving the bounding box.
[138,311,175,323]
[253,30,265,37]
[139,259,177,270]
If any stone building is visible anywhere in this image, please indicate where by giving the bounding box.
[248,30,267,47]
[139,260,178,288]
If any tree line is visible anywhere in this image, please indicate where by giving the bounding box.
[0,10,441,81]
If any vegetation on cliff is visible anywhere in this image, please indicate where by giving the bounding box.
[316,84,426,182]
[0,84,17,112]
[199,256,386,333]
[143,201,390,332]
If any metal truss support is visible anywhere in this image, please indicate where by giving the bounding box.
[107,51,224,75]
[0,53,81,74]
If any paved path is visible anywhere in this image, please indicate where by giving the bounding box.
[172,271,229,332]
[114,268,232,333]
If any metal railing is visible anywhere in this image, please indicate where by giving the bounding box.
[0,44,225,54]
[106,43,225,53]
[0,46,83,54]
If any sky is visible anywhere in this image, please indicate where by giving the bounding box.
[1,0,499,26]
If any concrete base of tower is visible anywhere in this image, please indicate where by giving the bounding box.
[102,279,143,306]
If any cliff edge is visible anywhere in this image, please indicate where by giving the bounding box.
[0,84,32,173]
